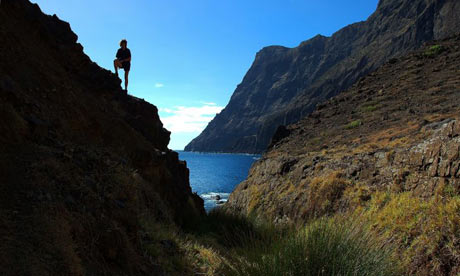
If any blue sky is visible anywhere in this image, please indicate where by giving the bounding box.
[31,0,379,150]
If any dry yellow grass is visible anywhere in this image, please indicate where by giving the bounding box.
[346,189,460,276]
[301,171,350,218]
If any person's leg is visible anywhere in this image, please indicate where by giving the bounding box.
[113,59,122,76]
[124,70,129,91]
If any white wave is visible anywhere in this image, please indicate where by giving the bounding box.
[200,192,230,200]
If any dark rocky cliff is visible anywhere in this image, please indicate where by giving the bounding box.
[0,1,203,275]
[227,36,460,275]
[185,0,460,153]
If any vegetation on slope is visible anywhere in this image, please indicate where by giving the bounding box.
[227,36,460,275]
[138,208,400,276]
[142,37,460,276]
[141,194,458,275]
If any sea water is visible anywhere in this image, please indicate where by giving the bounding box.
[178,151,260,211]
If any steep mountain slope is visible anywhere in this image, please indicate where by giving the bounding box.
[186,0,460,153]
[226,36,460,275]
[0,1,204,275]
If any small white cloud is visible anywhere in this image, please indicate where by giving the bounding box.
[201,101,217,106]
[160,103,224,133]
[155,83,164,88]
[159,107,174,113]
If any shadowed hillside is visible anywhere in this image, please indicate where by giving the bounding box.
[0,1,204,275]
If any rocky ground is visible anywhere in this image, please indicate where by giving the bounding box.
[0,1,204,275]
[227,36,460,275]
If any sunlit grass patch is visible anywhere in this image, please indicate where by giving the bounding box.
[226,217,399,276]
[302,171,349,218]
[360,191,460,275]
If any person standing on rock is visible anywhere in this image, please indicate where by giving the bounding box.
[114,39,131,92]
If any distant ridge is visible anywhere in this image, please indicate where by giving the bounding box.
[185,0,460,154]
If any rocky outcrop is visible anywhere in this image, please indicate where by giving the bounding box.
[186,0,460,153]
[0,1,203,275]
[226,36,460,275]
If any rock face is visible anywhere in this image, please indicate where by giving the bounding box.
[0,1,203,275]
[185,0,460,153]
[227,36,460,275]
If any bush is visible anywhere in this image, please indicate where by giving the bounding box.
[424,45,444,57]
[361,104,378,113]
[226,218,399,276]
[345,120,362,129]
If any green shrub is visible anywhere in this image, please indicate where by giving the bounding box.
[226,218,400,276]
[424,45,444,57]
[345,120,362,129]
[361,104,378,112]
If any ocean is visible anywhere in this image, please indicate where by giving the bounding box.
[177,151,260,211]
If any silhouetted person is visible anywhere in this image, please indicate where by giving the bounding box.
[114,39,131,92]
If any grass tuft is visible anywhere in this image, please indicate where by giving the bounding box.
[361,104,378,113]
[301,171,349,219]
[345,120,362,129]
[360,191,460,275]
[226,217,399,276]
[424,44,444,57]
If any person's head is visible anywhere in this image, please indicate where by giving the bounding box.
[120,39,128,49]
